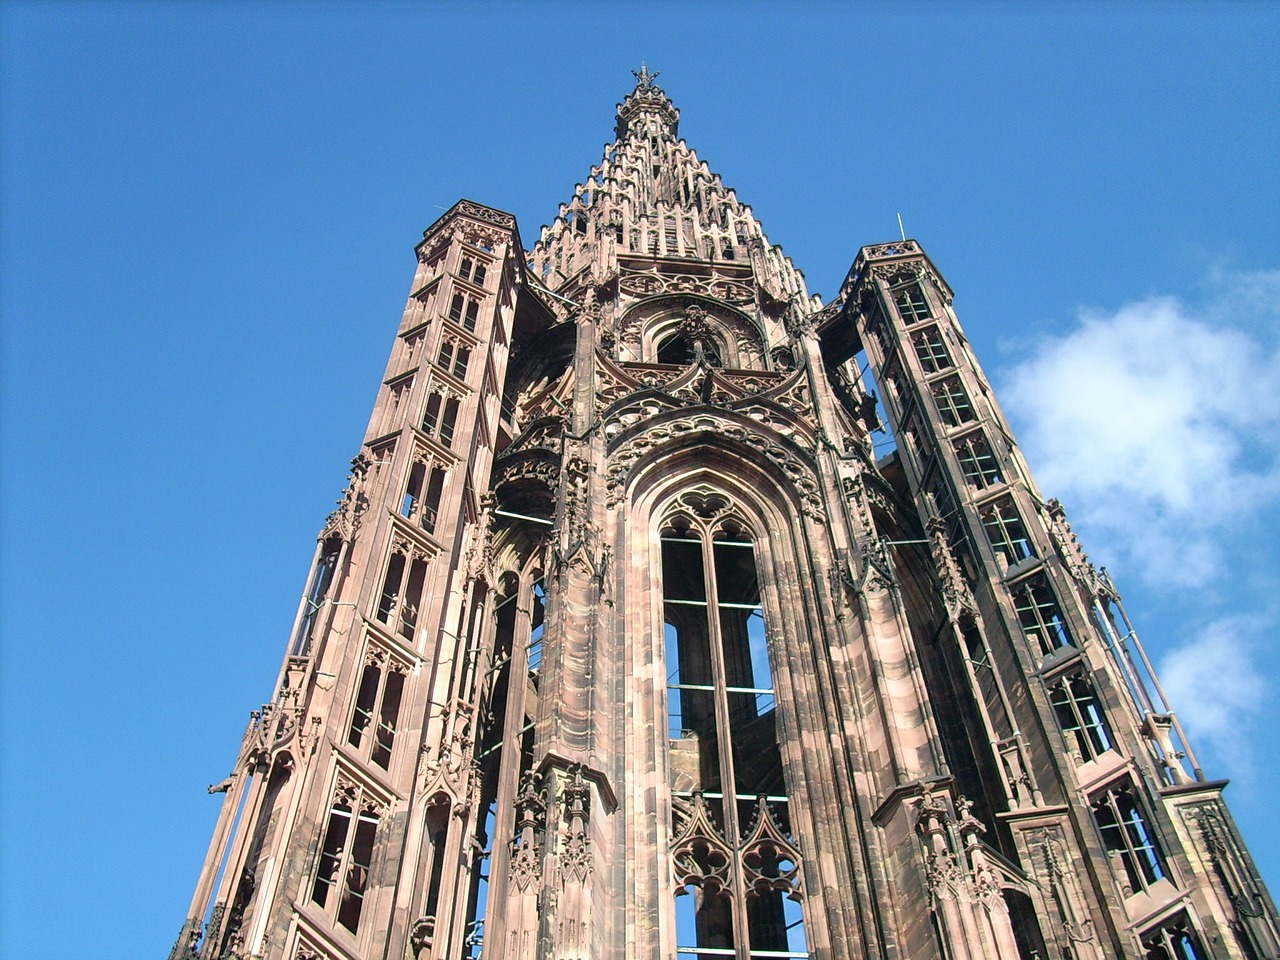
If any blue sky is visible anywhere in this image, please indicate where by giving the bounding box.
[2,3,1278,957]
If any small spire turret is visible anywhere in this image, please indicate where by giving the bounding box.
[615,64,679,140]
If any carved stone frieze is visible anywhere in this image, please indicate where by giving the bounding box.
[491,450,562,495]
[617,271,753,305]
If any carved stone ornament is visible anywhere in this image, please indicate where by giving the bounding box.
[1043,498,1105,597]
[739,797,804,900]
[456,200,516,229]
[324,453,370,537]
[409,916,436,957]
[604,412,825,521]
[616,293,763,361]
[293,940,328,960]
[671,793,735,895]
[558,765,593,884]
[509,771,548,891]
[418,698,477,800]
[1027,828,1099,947]
[926,516,976,621]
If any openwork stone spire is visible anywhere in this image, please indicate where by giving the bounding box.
[528,71,810,307]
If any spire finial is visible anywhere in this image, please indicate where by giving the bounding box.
[632,64,660,90]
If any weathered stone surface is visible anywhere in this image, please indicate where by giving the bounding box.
[172,73,1278,960]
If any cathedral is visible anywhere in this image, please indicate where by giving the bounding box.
[171,70,1279,960]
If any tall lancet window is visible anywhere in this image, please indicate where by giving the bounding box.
[661,494,809,960]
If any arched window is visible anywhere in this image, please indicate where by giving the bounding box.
[463,549,548,959]
[661,495,809,959]
[657,332,721,367]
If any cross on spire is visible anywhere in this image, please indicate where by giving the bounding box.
[632,64,660,90]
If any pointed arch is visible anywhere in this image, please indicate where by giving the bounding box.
[616,294,769,370]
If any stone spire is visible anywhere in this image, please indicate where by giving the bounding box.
[528,71,811,308]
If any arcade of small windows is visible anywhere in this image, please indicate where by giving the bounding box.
[978,495,1035,569]
[448,293,481,333]
[458,256,488,288]
[1142,914,1207,960]
[437,339,471,380]
[311,777,385,935]
[463,567,547,960]
[910,325,952,373]
[1091,782,1169,897]
[422,391,461,448]
[376,545,430,641]
[402,460,447,534]
[929,375,976,427]
[953,431,1004,489]
[1048,671,1114,764]
[348,647,408,770]
[1010,574,1074,656]
[660,498,809,960]
[891,280,932,325]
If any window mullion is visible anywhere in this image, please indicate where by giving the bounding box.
[702,535,751,959]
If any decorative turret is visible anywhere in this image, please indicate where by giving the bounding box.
[614,65,679,140]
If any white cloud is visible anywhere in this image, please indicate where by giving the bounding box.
[999,269,1280,587]
[1159,618,1266,769]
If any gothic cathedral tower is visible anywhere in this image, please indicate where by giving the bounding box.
[172,71,1279,960]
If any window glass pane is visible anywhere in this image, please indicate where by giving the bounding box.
[311,804,351,907]
[954,431,1004,488]
[892,282,931,323]
[979,496,1034,567]
[667,631,685,740]
[1050,674,1113,762]
[440,398,460,447]
[422,467,446,533]
[746,889,790,954]
[729,691,782,799]
[349,663,380,748]
[665,537,709,603]
[372,669,405,768]
[377,554,406,623]
[337,811,379,932]
[782,894,808,955]
[1012,576,1073,654]
[675,886,735,956]
[674,687,721,795]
